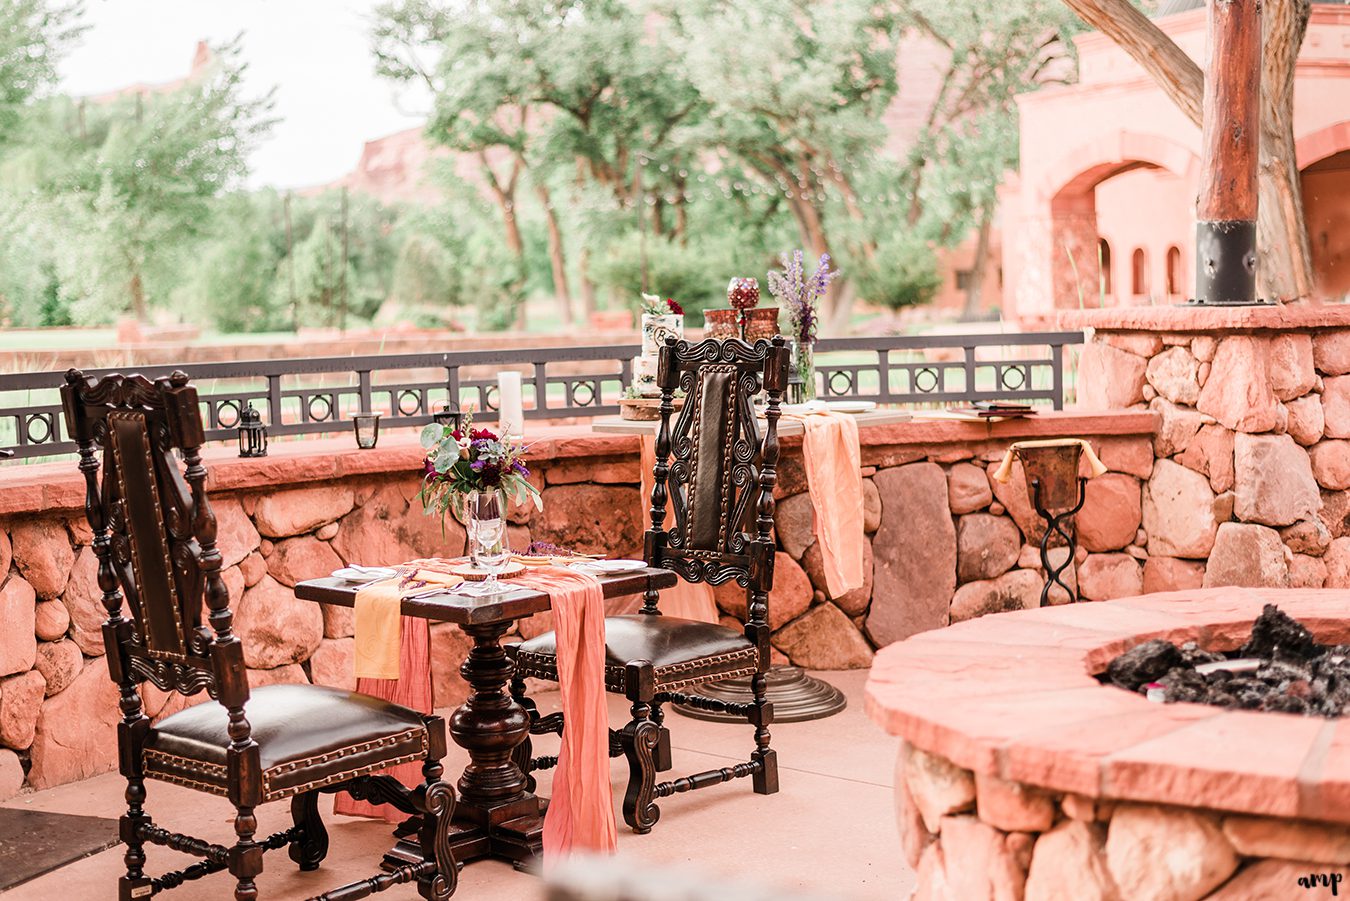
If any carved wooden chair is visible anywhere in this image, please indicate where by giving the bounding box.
[507,336,789,833]
[61,369,457,901]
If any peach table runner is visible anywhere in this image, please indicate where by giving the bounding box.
[337,612,432,821]
[509,566,617,862]
[342,559,618,861]
[786,410,865,598]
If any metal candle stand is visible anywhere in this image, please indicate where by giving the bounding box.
[1012,440,1090,606]
[1031,476,1086,606]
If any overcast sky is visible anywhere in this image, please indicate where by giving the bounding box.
[57,0,432,189]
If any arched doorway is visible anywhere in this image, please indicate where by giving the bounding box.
[1301,149,1350,300]
[1036,133,1200,310]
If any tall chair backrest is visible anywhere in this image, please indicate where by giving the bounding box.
[644,336,791,637]
[61,370,247,712]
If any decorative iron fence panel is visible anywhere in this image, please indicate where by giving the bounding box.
[0,332,1081,460]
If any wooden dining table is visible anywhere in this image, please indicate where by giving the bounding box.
[295,565,678,868]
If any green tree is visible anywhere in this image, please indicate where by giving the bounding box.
[42,38,273,321]
[669,0,902,330]
[0,0,83,147]
[178,190,289,333]
[894,0,1079,316]
[281,217,354,329]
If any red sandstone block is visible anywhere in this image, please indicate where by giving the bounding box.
[1000,704,1219,797]
[899,687,1140,776]
[1299,719,1350,825]
[1101,711,1324,819]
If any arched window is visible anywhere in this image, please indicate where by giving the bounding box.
[1098,239,1112,296]
[1131,248,1148,296]
[1166,246,1183,296]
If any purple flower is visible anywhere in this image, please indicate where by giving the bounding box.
[767,250,836,346]
[511,460,529,477]
[470,460,485,471]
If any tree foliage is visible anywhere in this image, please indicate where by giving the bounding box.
[0,0,1088,331]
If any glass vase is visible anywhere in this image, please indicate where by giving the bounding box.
[464,490,510,594]
[795,340,817,401]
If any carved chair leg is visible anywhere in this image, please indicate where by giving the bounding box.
[229,807,262,901]
[749,672,778,796]
[619,661,661,834]
[510,674,537,793]
[650,701,673,773]
[288,790,329,871]
[415,757,458,901]
[117,776,152,901]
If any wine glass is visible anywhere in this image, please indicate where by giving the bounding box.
[466,491,511,596]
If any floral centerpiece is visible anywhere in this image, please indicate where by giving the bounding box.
[767,250,838,401]
[418,413,542,533]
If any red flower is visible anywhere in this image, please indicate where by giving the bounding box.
[470,427,497,441]
[666,297,684,315]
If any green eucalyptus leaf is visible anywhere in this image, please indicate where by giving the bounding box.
[420,423,443,449]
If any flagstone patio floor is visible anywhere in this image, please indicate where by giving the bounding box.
[1,670,909,900]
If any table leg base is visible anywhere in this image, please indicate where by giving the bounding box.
[382,795,544,871]
[671,665,847,722]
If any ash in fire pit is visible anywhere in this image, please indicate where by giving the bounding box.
[1102,604,1350,717]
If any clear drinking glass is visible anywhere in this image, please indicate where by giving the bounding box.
[466,490,510,596]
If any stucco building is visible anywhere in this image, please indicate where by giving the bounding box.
[1003,1,1350,324]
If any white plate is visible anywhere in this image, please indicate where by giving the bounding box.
[570,559,646,574]
[781,401,828,415]
[827,401,876,414]
[331,566,397,583]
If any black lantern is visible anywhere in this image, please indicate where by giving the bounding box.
[352,412,381,449]
[238,403,267,458]
[432,401,462,433]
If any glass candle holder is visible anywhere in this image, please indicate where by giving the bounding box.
[352,412,381,449]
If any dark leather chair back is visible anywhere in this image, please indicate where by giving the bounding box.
[644,336,790,628]
[61,370,242,704]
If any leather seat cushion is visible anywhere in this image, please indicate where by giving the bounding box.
[142,684,431,802]
[510,615,758,692]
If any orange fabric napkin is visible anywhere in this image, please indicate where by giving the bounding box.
[639,435,718,623]
[335,612,433,822]
[788,410,865,598]
[510,566,618,863]
[354,568,464,680]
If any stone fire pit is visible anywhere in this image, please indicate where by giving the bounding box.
[865,588,1350,900]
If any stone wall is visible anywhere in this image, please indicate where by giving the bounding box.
[0,414,1161,798]
[1061,305,1350,593]
[896,741,1350,900]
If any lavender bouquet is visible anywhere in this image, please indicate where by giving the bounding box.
[767,250,838,400]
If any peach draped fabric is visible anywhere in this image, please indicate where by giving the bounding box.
[790,411,865,598]
[335,613,432,822]
[509,567,618,862]
[339,560,619,861]
[637,435,718,623]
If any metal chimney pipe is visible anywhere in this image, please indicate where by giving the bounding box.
[1193,0,1264,305]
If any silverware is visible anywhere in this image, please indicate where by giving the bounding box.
[404,587,455,600]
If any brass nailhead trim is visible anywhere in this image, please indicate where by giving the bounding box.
[142,728,429,802]
[108,411,189,664]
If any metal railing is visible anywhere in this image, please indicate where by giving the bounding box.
[0,331,1082,460]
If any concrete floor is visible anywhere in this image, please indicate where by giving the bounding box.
[1,670,912,900]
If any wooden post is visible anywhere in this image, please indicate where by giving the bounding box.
[1194,0,1262,305]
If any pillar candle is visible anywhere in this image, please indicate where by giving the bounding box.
[497,370,524,438]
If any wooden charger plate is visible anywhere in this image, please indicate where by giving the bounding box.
[447,560,527,581]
